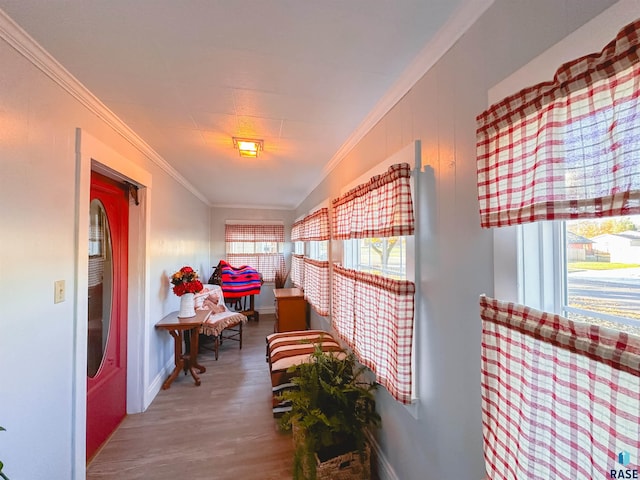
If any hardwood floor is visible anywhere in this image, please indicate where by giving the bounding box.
[87,315,294,480]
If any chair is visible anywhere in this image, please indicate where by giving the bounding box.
[196,285,248,360]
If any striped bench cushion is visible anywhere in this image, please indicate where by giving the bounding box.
[267,329,343,388]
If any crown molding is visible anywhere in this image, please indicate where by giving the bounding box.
[0,8,211,206]
[211,202,296,211]
[304,0,494,205]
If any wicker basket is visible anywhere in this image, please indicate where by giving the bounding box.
[312,443,370,480]
[292,423,371,480]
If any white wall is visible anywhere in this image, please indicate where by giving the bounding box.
[296,0,617,478]
[0,18,211,480]
[210,206,296,312]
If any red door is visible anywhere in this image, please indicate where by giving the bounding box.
[86,171,128,461]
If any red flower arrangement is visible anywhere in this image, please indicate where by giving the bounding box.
[170,266,203,296]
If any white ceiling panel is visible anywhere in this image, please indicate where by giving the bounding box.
[0,0,473,208]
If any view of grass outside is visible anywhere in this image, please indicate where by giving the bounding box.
[566,216,640,335]
[567,262,640,272]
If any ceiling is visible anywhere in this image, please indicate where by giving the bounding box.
[0,0,470,209]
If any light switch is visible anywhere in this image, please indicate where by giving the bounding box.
[54,280,65,303]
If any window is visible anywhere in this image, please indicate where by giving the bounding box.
[227,240,280,255]
[479,15,640,480]
[515,217,640,333]
[564,216,640,335]
[331,161,417,405]
[225,223,285,283]
[343,236,407,279]
[291,208,330,313]
[308,240,328,261]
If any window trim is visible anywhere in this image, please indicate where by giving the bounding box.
[496,220,640,332]
[308,240,328,261]
[343,236,410,280]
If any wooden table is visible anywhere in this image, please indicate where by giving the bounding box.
[155,309,211,389]
[274,288,307,332]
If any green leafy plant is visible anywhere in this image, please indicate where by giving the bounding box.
[279,344,381,479]
[0,425,9,480]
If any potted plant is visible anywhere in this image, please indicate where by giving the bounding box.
[274,267,290,289]
[279,344,381,480]
[170,266,204,318]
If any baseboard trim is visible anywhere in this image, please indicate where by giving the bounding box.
[366,430,399,480]
[144,358,173,410]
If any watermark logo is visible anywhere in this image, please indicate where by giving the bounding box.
[620,452,632,467]
[610,451,638,479]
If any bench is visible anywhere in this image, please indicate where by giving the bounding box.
[265,330,345,416]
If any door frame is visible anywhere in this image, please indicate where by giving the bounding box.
[74,129,153,477]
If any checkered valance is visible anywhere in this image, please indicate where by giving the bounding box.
[332,264,415,404]
[476,19,640,228]
[302,208,330,241]
[332,163,415,239]
[291,253,305,289]
[303,258,329,316]
[480,295,640,479]
[225,224,285,242]
[291,208,330,242]
[291,220,304,242]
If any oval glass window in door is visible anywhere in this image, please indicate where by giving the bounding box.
[87,199,113,378]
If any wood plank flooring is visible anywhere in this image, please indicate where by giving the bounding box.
[87,315,294,480]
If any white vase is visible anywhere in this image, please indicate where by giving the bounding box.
[178,292,196,318]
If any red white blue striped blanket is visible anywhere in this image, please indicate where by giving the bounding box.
[213,260,262,299]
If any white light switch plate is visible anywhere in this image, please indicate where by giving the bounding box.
[54,280,65,303]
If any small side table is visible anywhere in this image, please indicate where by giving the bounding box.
[156,309,211,389]
[274,288,307,332]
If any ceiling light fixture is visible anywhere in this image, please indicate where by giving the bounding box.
[232,137,264,158]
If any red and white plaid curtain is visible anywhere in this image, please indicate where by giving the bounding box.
[480,296,640,479]
[303,258,329,316]
[225,223,285,242]
[301,207,330,241]
[291,219,304,243]
[332,264,415,404]
[331,265,356,345]
[476,20,640,228]
[225,224,285,283]
[291,253,305,289]
[292,208,330,242]
[332,163,415,239]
